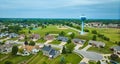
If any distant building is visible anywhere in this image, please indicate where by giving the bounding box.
[88,40,105,48]
[42,45,60,58]
[107,24,120,28]
[85,22,103,28]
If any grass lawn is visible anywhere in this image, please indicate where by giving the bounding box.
[21,25,79,37]
[0,54,8,59]
[0,55,33,64]
[7,37,18,40]
[36,39,46,43]
[29,52,82,64]
[50,40,61,45]
[86,27,120,42]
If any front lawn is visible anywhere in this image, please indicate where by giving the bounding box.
[29,52,82,64]
[36,39,46,43]
[50,40,61,45]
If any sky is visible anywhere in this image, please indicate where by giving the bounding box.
[0,0,120,19]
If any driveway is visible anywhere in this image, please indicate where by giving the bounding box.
[74,44,83,50]
[44,40,53,44]
[81,45,92,51]
[74,50,103,61]
[59,42,66,46]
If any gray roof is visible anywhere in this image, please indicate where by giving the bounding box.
[57,36,68,42]
[42,45,59,57]
[72,38,85,44]
[112,46,120,51]
[49,49,56,56]
[88,40,105,47]
[42,45,52,52]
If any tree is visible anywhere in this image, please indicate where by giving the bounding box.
[92,30,97,34]
[62,46,66,54]
[28,30,31,34]
[59,31,65,36]
[70,33,75,39]
[118,41,120,46]
[67,39,71,44]
[92,35,96,40]
[60,56,65,64]
[25,35,28,40]
[97,61,101,64]
[110,54,119,60]
[4,61,13,64]
[29,27,33,30]
[12,45,18,55]
[84,29,89,32]
[42,61,47,64]
[66,43,75,53]
[29,41,35,46]
[24,40,28,45]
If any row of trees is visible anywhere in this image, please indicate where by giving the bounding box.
[92,30,110,41]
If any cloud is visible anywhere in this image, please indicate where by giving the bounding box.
[0,0,119,9]
[0,0,119,19]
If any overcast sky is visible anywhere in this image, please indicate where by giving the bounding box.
[0,0,120,19]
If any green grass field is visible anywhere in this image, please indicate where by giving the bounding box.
[28,52,82,64]
[21,25,79,37]
[0,55,33,64]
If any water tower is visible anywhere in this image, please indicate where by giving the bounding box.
[80,15,86,35]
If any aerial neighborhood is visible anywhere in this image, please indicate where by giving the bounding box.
[0,19,120,64]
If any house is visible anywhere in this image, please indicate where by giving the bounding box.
[72,38,86,45]
[20,45,40,55]
[0,33,9,38]
[110,46,120,54]
[19,34,25,40]
[44,35,54,40]
[31,34,40,39]
[57,36,68,42]
[42,45,60,58]
[88,40,105,48]
[0,43,14,54]
[9,33,19,38]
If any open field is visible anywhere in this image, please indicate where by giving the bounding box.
[21,25,79,37]
[86,27,120,42]
[29,52,82,64]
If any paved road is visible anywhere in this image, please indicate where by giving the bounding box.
[74,50,103,61]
